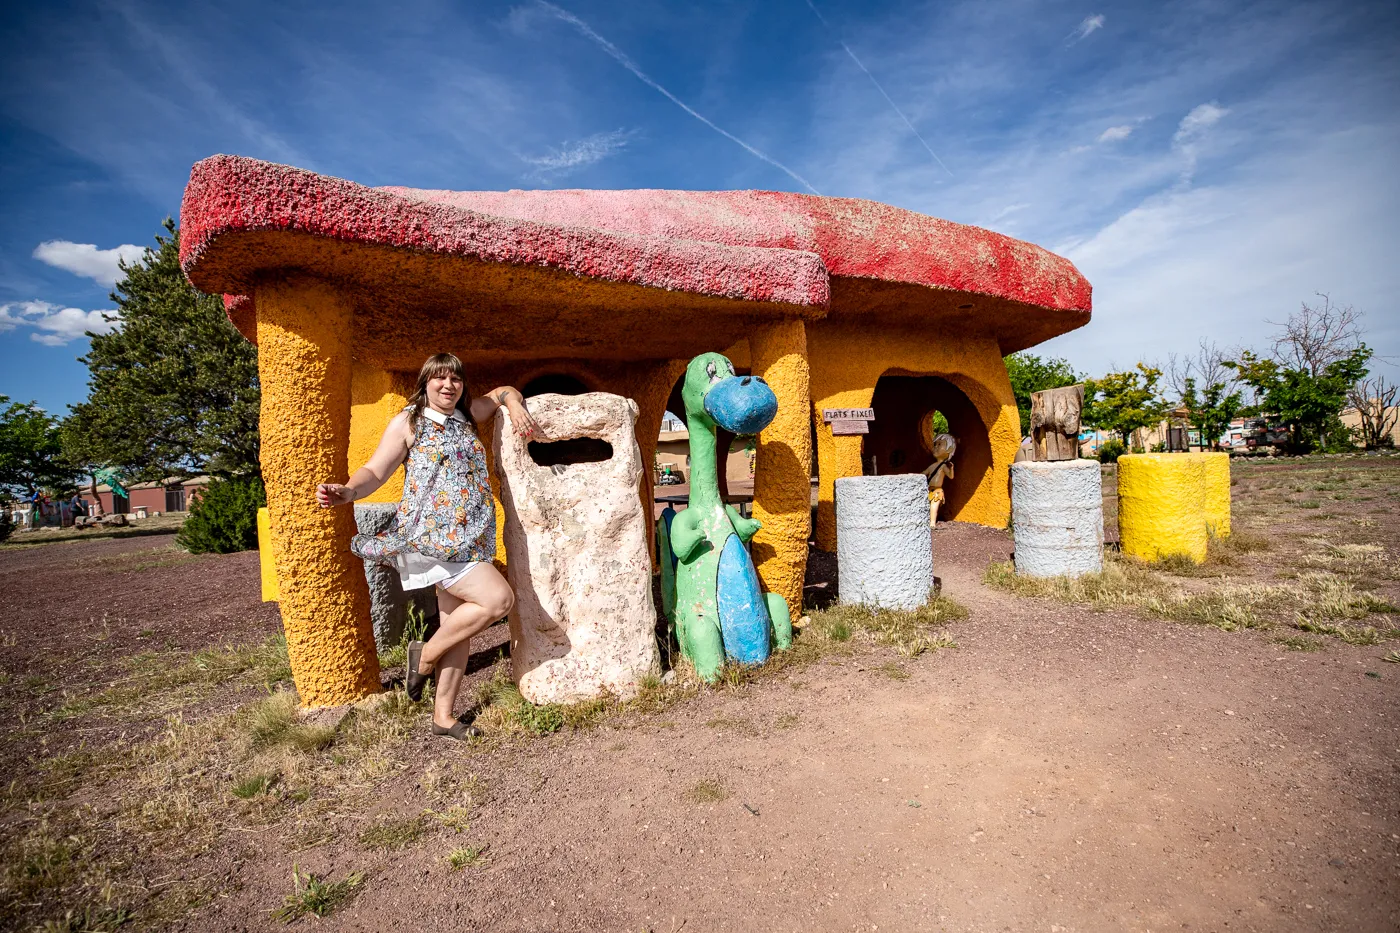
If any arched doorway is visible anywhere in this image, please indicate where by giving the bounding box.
[862,374,992,522]
[522,372,589,398]
[664,368,754,498]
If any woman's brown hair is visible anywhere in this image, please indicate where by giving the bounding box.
[407,353,476,429]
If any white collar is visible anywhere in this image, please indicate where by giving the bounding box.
[417,405,468,426]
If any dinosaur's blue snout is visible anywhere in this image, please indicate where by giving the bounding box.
[704,376,778,435]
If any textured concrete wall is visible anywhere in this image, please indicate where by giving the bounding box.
[810,322,1019,549]
[1118,454,1209,564]
[749,319,812,618]
[257,276,380,706]
[835,474,934,610]
[1010,459,1103,577]
[349,361,412,504]
[354,503,439,650]
[494,392,660,703]
[1198,451,1232,538]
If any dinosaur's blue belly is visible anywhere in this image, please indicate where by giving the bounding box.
[716,533,771,665]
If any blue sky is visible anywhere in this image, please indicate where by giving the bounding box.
[2,0,1397,415]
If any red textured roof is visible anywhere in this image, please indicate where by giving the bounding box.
[383,187,1091,315]
[180,155,1090,352]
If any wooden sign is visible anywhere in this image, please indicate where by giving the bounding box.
[830,420,869,436]
[823,408,874,422]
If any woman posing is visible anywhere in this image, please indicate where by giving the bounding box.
[316,353,538,739]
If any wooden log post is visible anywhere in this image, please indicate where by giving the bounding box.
[1030,384,1085,462]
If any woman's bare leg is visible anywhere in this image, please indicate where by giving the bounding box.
[418,563,514,728]
[430,637,474,728]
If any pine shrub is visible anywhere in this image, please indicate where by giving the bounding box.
[177,474,265,554]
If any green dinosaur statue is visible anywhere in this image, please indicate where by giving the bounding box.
[663,353,792,680]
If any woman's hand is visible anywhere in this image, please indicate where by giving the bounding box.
[504,393,540,438]
[316,483,356,508]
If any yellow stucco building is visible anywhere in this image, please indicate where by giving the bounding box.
[181,155,1092,706]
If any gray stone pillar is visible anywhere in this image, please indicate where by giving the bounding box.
[354,503,439,651]
[835,474,934,610]
[1010,459,1103,578]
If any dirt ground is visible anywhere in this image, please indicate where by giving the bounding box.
[1,455,1397,932]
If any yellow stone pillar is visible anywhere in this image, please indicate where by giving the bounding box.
[813,399,869,551]
[256,276,380,707]
[750,319,812,617]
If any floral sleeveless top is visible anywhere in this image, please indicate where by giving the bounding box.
[351,407,496,567]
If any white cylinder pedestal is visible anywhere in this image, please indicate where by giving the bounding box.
[835,474,934,610]
[1010,459,1103,578]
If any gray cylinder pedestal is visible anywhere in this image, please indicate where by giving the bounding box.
[354,503,439,651]
[835,474,934,610]
[1010,459,1104,578]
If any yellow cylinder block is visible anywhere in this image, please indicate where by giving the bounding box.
[749,319,812,618]
[1117,454,1208,563]
[1195,451,1232,538]
[257,506,279,602]
[257,276,380,707]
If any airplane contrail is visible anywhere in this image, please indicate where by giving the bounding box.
[804,0,953,177]
[537,1,820,194]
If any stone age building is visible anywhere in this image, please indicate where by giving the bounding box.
[180,155,1091,706]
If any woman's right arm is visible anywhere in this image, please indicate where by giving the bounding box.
[316,413,413,508]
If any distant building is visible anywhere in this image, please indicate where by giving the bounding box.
[655,425,755,487]
[94,475,210,516]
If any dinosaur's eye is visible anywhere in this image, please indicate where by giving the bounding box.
[705,362,719,383]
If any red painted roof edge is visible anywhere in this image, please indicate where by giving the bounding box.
[181,155,830,311]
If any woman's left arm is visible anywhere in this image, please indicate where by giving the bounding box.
[472,386,540,437]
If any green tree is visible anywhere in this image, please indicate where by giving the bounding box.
[1227,347,1371,453]
[1004,352,1080,435]
[1082,364,1170,448]
[1181,377,1243,450]
[62,219,260,483]
[0,397,80,497]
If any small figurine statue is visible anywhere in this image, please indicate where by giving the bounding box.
[922,432,957,526]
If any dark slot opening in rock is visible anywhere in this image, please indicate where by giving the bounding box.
[528,438,614,467]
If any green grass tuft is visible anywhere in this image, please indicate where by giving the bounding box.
[271,866,364,922]
[232,772,277,799]
[446,845,489,870]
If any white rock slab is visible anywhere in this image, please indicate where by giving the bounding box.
[836,474,934,610]
[494,392,660,704]
[1010,459,1104,578]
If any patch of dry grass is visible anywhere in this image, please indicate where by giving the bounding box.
[985,550,1398,641]
[52,635,292,722]
[686,778,731,804]
[2,663,428,930]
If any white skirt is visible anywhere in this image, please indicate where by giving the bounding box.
[395,552,486,592]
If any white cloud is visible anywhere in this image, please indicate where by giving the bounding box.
[1043,123,1400,376]
[0,300,119,345]
[1069,14,1105,43]
[32,240,144,286]
[524,129,634,173]
[1173,102,1228,147]
[1171,102,1229,178]
[1097,125,1133,143]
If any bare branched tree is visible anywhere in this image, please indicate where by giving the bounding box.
[1347,375,1399,449]
[1164,340,1237,405]
[1269,292,1365,377]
